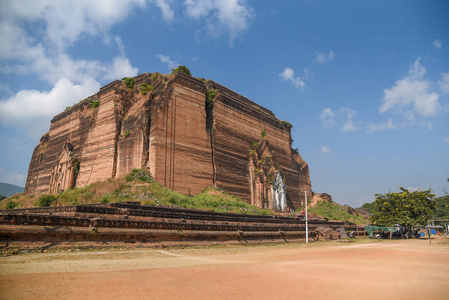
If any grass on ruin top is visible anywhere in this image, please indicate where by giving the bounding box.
[307,201,369,225]
[0,169,272,216]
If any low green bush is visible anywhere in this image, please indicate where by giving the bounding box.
[139,83,154,95]
[125,168,154,183]
[171,65,191,76]
[36,194,57,207]
[122,77,135,89]
[6,200,18,209]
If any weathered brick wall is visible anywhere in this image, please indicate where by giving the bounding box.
[150,77,213,195]
[25,73,312,211]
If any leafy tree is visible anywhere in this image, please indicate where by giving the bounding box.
[171,65,192,76]
[433,195,449,219]
[0,194,6,201]
[370,187,435,236]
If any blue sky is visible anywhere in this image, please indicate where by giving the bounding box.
[0,0,448,207]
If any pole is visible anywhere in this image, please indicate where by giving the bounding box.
[305,190,308,244]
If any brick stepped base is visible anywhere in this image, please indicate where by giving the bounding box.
[0,202,367,245]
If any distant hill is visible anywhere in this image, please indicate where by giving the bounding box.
[0,182,24,197]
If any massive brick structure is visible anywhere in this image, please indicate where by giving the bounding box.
[25,72,312,210]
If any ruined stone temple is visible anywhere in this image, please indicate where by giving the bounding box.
[25,72,312,210]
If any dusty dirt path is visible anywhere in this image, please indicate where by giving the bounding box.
[1,239,448,300]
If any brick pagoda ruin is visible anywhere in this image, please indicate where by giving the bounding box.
[25,72,312,211]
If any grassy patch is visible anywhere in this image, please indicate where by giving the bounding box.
[308,201,369,224]
[1,169,271,216]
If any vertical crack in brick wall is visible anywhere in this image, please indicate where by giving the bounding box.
[206,95,217,186]
[111,120,122,178]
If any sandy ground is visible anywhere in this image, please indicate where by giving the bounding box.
[0,238,448,300]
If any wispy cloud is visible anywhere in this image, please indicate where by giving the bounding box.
[380,58,441,118]
[316,50,335,63]
[439,72,449,94]
[153,0,175,22]
[433,39,442,49]
[444,137,449,144]
[320,145,331,154]
[279,67,306,90]
[183,0,254,44]
[158,54,179,70]
[319,107,360,132]
[366,119,396,133]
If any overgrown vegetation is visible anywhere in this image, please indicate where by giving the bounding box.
[36,194,57,207]
[6,199,18,209]
[171,65,192,76]
[280,120,292,128]
[1,169,271,215]
[206,89,218,106]
[308,201,369,225]
[122,77,135,89]
[138,83,154,95]
[261,129,267,138]
[87,98,100,109]
[123,130,131,138]
[151,72,160,82]
[125,168,153,183]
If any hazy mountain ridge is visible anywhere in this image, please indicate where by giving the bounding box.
[0,182,24,197]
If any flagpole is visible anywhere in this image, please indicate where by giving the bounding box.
[305,190,308,244]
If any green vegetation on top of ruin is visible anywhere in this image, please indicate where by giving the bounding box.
[171,65,192,77]
[307,201,369,225]
[0,169,272,216]
[87,98,100,109]
[122,77,135,89]
[138,83,154,95]
[280,120,292,128]
[206,89,218,106]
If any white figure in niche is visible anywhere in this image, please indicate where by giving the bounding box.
[271,172,286,211]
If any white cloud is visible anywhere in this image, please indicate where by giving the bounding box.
[316,50,335,63]
[433,39,442,49]
[0,1,140,139]
[439,72,449,94]
[158,54,179,70]
[444,137,449,144]
[319,108,334,128]
[0,78,100,138]
[366,119,396,133]
[380,58,441,118]
[183,0,254,43]
[279,67,306,90]
[0,0,146,54]
[153,0,175,22]
[320,145,331,154]
[320,107,360,132]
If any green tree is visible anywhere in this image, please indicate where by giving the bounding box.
[171,65,192,76]
[0,194,6,201]
[370,187,435,236]
[433,195,449,219]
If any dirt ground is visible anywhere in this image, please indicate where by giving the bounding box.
[0,238,448,300]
